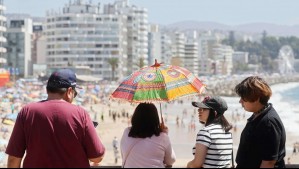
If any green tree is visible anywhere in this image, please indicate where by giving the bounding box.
[107,58,119,81]
[135,57,145,69]
[228,31,236,49]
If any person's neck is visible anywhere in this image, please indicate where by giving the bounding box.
[253,104,268,119]
[47,94,66,102]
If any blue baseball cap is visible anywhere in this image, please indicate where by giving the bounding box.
[47,69,81,89]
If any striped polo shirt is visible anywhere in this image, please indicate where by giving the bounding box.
[192,124,233,168]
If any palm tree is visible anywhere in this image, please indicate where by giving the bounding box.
[107,58,119,81]
[134,57,145,69]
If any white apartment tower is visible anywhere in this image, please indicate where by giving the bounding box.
[0,0,6,63]
[171,32,185,66]
[148,24,161,65]
[45,0,127,80]
[198,33,219,75]
[5,18,32,77]
[185,39,199,76]
[212,44,234,75]
[161,34,172,65]
[104,0,149,74]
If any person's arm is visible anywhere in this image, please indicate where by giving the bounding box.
[83,112,106,165]
[7,155,22,168]
[163,135,176,167]
[260,160,276,168]
[187,143,208,168]
[260,121,282,168]
[89,155,104,164]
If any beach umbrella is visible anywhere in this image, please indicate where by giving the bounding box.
[110,60,206,123]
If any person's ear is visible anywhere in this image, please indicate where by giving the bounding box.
[64,87,73,102]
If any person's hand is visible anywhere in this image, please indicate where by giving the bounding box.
[91,162,100,167]
[160,123,169,134]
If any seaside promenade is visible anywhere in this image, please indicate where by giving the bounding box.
[0,74,299,167]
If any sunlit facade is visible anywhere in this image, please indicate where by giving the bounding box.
[0,0,7,62]
[185,40,199,76]
[104,0,149,74]
[45,0,127,80]
[5,18,32,77]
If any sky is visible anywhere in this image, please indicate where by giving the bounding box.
[4,0,299,26]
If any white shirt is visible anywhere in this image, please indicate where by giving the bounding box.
[120,127,176,168]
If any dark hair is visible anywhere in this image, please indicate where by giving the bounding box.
[235,76,272,105]
[46,87,68,95]
[129,103,161,138]
[205,109,232,132]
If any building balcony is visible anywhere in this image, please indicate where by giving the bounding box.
[0,5,6,11]
[0,36,6,43]
[0,15,6,21]
[0,47,6,53]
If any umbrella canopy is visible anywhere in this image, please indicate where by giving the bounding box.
[111,60,205,103]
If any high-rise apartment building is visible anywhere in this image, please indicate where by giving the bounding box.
[148,24,161,65]
[170,32,185,67]
[185,39,199,76]
[161,34,172,65]
[212,44,234,75]
[5,18,32,77]
[198,32,219,75]
[0,0,6,63]
[104,0,149,74]
[45,0,127,80]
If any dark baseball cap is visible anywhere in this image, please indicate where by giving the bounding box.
[192,96,228,115]
[47,69,82,89]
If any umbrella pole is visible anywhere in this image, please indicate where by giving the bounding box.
[160,103,164,128]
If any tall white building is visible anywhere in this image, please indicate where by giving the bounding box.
[0,0,6,63]
[233,51,249,65]
[148,24,161,65]
[5,18,32,77]
[32,23,44,64]
[212,44,234,75]
[185,39,199,76]
[170,32,185,66]
[104,0,149,74]
[198,32,219,75]
[45,0,127,80]
[161,34,172,65]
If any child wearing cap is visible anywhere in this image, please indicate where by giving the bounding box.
[187,96,233,168]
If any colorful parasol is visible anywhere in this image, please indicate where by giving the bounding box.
[111,60,206,103]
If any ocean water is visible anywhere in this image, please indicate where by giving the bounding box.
[270,82,299,137]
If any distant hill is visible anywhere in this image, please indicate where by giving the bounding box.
[165,21,299,37]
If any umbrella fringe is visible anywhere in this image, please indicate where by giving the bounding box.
[109,92,205,104]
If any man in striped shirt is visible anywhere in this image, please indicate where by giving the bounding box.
[187,96,233,168]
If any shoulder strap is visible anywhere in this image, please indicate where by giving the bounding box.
[122,139,142,167]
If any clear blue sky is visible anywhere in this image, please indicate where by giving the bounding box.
[4,0,299,25]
